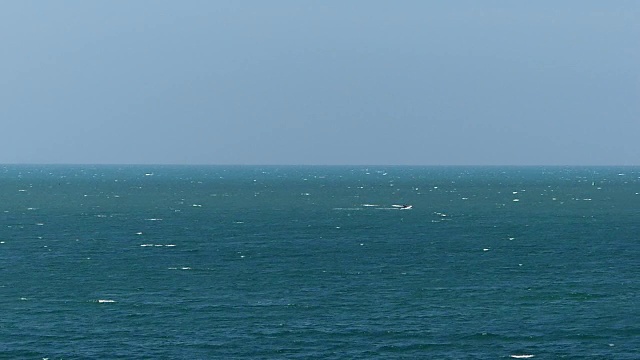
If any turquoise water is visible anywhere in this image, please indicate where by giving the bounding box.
[1,165,638,359]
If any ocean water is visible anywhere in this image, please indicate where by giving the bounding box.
[1,165,638,359]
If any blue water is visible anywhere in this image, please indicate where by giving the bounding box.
[1,165,638,359]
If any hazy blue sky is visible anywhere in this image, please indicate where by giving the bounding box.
[1,1,638,165]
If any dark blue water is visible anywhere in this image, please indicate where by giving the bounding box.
[1,166,638,359]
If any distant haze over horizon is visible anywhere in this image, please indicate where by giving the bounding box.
[2,1,638,165]
[2,163,639,168]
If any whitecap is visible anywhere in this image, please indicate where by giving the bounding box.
[97,299,116,303]
[513,199,520,202]
[165,244,176,247]
[192,204,202,207]
[510,355,534,359]
[145,218,163,221]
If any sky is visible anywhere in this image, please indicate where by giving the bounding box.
[1,0,638,165]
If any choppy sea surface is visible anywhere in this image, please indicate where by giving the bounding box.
[1,165,638,359]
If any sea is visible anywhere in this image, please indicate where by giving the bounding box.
[1,165,638,359]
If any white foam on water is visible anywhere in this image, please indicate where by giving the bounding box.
[165,244,176,247]
[362,204,379,207]
[508,237,515,240]
[154,244,164,247]
[510,355,534,359]
[136,232,143,235]
[140,244,153,247]
[192,204,202,207]
[181,267,191,270]
[97,299,116,303]
[483,248,490,251]
[145,218,163,221]
[36,223,44,226]
[513,199,520,202]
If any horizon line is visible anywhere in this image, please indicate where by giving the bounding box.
[1,163,638,167]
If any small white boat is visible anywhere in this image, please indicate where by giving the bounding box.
[392,204,412,210]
